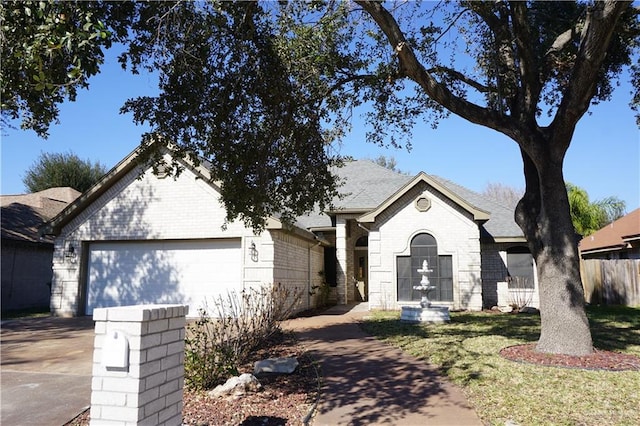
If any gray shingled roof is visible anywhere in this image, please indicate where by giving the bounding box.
[429,175,523,238]
[1,188,81,243]
[295,160,522,239]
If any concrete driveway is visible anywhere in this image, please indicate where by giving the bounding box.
[1,316,95,426]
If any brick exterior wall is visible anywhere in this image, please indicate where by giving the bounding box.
[271,231,324,312]
[367,182,483,311]
[334,215,369,304]
[50,156,320,317]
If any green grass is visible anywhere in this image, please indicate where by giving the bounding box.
[361,306,640,426]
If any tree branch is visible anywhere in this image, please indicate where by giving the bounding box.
[355,0,513,136]
[550,0,631,151]
[469,1,518,108]
[544,28,576,57]
[323,73,379,98]
[509,1,542,120]
[426,66,495,93]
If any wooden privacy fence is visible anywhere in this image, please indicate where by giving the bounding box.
[580,259,640,306]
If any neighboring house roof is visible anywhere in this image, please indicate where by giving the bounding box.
[1,187,81,244]
[579,208,640,255]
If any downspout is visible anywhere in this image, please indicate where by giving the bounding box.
[308,239,322,310]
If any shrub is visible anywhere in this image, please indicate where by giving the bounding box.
[508,276,534,309]
[184,283,302,390]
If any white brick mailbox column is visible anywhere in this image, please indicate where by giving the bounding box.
[90,304,188,426]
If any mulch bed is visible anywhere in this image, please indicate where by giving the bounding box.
[65,330,318,426]
[500,343,640,371]
[182,331,319,426]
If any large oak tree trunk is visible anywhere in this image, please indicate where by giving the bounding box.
[516,147,593,355]
[358,0,629,356]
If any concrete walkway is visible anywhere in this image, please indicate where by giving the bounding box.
[1,305,481,425]
[284,304,482,426]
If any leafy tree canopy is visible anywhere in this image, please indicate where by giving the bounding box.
[23,151,107,193]
[567,182,626,236]
[3,0,639,355]
[2,1,638,231]
[0,0,134,138]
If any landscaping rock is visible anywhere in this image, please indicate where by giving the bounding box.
[498,306,513,313]
[254,357,299,375]
[208,373,262,398]
[519,306,540,314]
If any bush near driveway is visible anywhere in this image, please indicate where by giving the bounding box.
[184,283,303,390]
[361,306,640,426]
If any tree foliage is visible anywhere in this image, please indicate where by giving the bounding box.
[567,183,626,236]
[484,181,626,235]
[371,155,399,172]
[23,151,107,193]
[0,1,134,138]
[482,183,524,210]
[3,1,639,355]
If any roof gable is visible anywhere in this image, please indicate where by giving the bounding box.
[42,144,312,239]
[358,172,490,223]
[301,160,522,240]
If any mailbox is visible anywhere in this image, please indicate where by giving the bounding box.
[102,330,129,371]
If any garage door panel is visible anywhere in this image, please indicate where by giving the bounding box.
[87,240,242,316]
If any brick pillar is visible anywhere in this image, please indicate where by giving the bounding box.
[336,217,348,305]
[90,305,188,426]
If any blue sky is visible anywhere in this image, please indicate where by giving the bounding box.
[2,47,639,211]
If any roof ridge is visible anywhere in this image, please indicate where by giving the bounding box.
[430,174,515,212]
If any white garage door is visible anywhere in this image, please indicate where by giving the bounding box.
[86,239,242,316]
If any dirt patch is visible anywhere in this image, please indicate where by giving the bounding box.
[500,343,640,371]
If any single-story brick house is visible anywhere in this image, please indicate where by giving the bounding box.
[44,146,538,317]
[2,187,80,311]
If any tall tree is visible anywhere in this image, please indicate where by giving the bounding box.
[372,155,400,172]
[23,151,107,193]
[482,183,524,210]
[567,183,626,236]
[484,181,626,234]
[3,1,639,355]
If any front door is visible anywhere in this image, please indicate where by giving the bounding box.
[354,251,368,302]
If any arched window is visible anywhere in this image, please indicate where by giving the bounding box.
[355,236,368,247]
[397,233,453,302]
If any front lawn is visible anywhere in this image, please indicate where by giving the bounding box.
[361,306,640,426]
